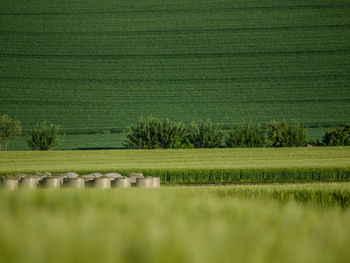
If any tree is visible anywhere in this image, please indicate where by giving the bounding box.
[26,122,59,150]
[322,124,350,146]
[124,117,188,149]
[266,121,306,147]
[0,114,22,151]
[226,124,266,148]
[188,120,224,148]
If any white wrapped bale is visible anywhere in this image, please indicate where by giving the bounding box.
[64,172,79,179]
[135,177,153,188]
[112,178,131,188]
[2,179,18,190]
[44,178,61,189]
[19,178,38,189]
[93,178,111,189]
[66,178,85,189]
[152,177,161,188]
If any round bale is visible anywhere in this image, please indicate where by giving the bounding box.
[19,178,38,189]
[104,172,122,181]
[44,178,61,189]
[152,177,161,188]
[127,173,144,185]
[85,173,103,178]
[2,179,18,190]
[93,178,111,189]
[67,178,85,189]
[64,172,79,179]
[112,178,131,188]
[135,177,153,188]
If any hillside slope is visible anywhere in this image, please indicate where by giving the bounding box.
[1,0,349,149]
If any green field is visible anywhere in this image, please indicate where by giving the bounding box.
[1,0,349,150]
[0,184,349,263]
[1,147,350,183]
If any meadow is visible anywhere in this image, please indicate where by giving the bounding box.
[1,0,349,150]
[1,147,350,183]
[0,184,349,263]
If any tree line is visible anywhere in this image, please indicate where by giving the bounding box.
[0,114,59,151]
[0,114,349,150]
[125,117,350,149]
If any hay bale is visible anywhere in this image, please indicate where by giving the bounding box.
[1,179,18,190]
[64,172,79,179]
[4,174,28,181]
[32,173,49,182]
[127,173,144,184]
[43,178,61,189]
[135,177,153,188]
[93,178,111,189]
[104,173,122,180]
[19,178,38,189]
[152,177,161,188]
[50,175,67,185]
[86,173,103,178]
[112,178,131,188]
[81,174,96,182]
[66,178,85,189]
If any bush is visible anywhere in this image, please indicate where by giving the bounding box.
[0,114,22,151]
[322,124,350,146]
[226,124,265,148]
[26,122,59,150]
[124,117,189,149]
[188,120,224,148]
[266,121,307,147]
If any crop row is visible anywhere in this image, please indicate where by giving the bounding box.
[77,167,350,185]
[1,27,349,55]
[1,4,349,33]
[213,183,350,208]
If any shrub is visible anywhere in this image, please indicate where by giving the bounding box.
[0,114,22,151]
[124,117,188,149]
[266,121,307,147]
[226,124,265,148]
[322,124,350,146]
[26,122,59,150]
[188,120,224,148]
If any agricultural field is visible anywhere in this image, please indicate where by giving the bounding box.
[1,0,350,149]
[0,184,349,263]
[1,147,350,184]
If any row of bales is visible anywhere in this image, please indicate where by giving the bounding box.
[0,172,160,190]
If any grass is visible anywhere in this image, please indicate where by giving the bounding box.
[1,0,349,150]
[0,183,349,263]
[1,147,350,183]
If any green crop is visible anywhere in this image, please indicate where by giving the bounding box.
[0,0,349,150]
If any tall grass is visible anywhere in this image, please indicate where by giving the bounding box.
[139,167,350,184]
[0,185,349,263]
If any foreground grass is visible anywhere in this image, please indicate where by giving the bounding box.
[0,184,349,263]
[1,147,350,175]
